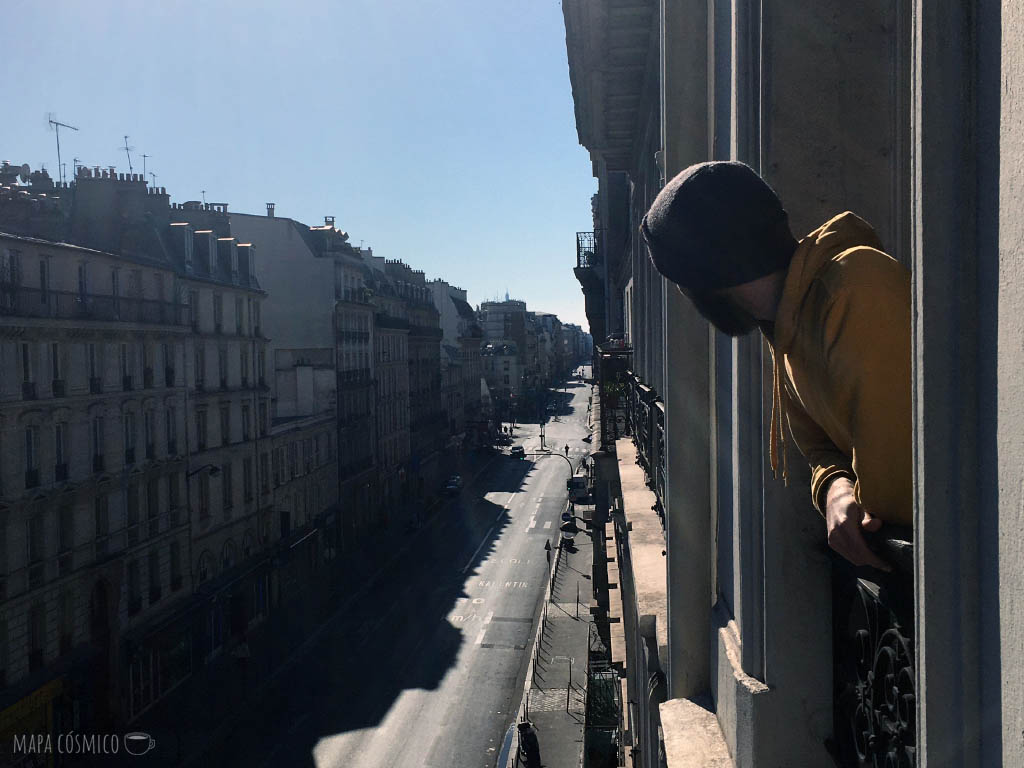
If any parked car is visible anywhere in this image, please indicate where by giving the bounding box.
[510,445,525,458]
[444,475,463,495]
[567,476,588,503]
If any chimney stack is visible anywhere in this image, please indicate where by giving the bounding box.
[325,215,335,227]
[266,202,275,218]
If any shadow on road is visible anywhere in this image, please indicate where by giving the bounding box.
[185,452,537,766]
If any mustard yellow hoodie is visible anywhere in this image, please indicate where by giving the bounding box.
[768,212,912,526]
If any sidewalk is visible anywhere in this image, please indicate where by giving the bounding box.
[509,498,596,768]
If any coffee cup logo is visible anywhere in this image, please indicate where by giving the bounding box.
[124,732,156,756]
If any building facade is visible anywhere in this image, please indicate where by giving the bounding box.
[564,1,1024,766]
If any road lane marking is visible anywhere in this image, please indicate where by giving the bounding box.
[461,526,494,574]
[543,521,552,529]
[484,611,494,624]
[527,519,537,529]
[474,628,487,645]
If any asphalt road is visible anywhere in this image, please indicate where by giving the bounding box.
[212,377,593,768]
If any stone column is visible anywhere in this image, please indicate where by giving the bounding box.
[660,0,712,701]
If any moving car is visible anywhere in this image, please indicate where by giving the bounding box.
[509,445,525,458]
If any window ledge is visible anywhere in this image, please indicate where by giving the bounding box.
[660,697,734,768]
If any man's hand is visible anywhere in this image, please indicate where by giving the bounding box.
[824,477,891,571]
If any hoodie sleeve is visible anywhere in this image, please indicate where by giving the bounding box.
[818,249,913,525]
[782,387,855,515]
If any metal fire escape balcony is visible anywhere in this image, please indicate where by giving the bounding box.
[574,231,604,295]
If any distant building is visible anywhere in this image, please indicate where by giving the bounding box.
[230,211,375,539]
[429,279,484,444]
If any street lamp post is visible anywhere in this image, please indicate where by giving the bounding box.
[524,450,574,479]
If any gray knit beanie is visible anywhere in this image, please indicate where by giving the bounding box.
[641,161,796,293]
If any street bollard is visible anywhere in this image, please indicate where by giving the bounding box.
[576,583,580,619]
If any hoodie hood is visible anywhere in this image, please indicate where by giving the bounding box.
[767,211,886,484]
[773,212,885,355]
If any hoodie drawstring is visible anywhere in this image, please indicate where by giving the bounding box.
[769,346,789,485]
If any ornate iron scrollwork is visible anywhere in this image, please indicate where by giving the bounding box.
[833,547,916,767]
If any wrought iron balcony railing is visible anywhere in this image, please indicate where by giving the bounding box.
[831,529,915,768]
[0,286,188,326]
[576,230,602,268]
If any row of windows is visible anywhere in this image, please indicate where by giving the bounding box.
[192,342,266,390]
[11,408,181,493]
[44,479,183,563]
[11,339,180,395]
[377,399,409,435]
[1,247,175,303]
[0,592,74,687]
[0,537,187,692]
[195,455,263,521]
[377,334,407,363]
[125,541,186,612]
[189,289,261,337]
[271,432,335,488]
[194,401,268,452]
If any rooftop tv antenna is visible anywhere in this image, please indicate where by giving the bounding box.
[121,135,135,173]
[201,190,206,205]
[72,157,80,178]
[140,153,150,178]
[149,171,157,187]
[47,114,79,183]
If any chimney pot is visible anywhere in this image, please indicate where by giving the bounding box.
[267,202,276,218]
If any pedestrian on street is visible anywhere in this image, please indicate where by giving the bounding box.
[642,160,911,570]
[545,538,552,564]
[518,720,542,767]
[564,444,569,456]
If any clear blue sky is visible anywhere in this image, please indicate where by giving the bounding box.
[1,0,596,329]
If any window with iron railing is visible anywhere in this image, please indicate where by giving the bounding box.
[170,541,183,591]
[198,474,211,523]
[148,549,161,604]
[196,411,207,452]
[92,416,105,473]
[28,604,44,672]
[127,559,141,615]
[243,457,254,502]
[220,405,231,446]
[222,463,233,513]
[168,473,182,525]
[24,426,39,489]
[147,478,160,534]
[166,407,178,454]
[125,483,140,545]
[124,413,136,466]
